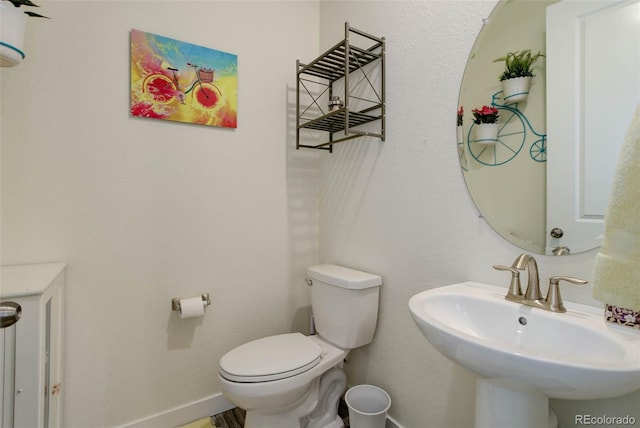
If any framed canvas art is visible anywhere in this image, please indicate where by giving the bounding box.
[130,29,237,128]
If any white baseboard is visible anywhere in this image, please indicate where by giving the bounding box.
[118,391,403,428]
[118,393,235,428]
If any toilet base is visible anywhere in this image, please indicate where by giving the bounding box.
[243,367,346,428]
[315,415,344,428]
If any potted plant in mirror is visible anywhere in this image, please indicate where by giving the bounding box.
[457,106,464,144]
[472,105,500,145]
[0,0,48,67]
[457,106,465,158]
[493,49,544,105]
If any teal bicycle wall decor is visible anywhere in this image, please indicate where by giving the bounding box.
[465,92,546,167]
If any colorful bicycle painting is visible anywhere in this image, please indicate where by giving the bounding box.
[130,29,237,128]
[463,91,546,166]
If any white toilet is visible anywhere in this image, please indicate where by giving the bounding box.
[218,264,382,428]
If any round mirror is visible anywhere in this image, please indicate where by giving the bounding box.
[457,0,639,255]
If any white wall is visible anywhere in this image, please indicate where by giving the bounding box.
[1,1,320,426]
[318,1,640,428]
[4,1,640,427]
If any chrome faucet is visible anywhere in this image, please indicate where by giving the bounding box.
[493,253,588,313]
[512,253,542,301]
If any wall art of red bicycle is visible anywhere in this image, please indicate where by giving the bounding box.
[130,29,237,128]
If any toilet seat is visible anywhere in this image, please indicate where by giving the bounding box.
[219,333,322,383]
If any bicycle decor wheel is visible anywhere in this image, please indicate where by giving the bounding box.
[458,141,469,171]
[530,137,547,162]
[142,73,178,104]
[467,110,526,166]
[191,83,222,109]
[457,126,468,171]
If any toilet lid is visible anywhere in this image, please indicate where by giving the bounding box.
[219,333,322,383]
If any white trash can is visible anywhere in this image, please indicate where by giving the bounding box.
[345,384,391,428]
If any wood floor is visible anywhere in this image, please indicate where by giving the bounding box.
[212,407,246,428]
[212,398,350,428]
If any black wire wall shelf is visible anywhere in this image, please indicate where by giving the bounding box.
[296,23,385,152]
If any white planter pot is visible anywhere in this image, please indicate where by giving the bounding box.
[0,1,27,67]
[501,76,532,105]
[456,125,463,145]
[473,123,500,145]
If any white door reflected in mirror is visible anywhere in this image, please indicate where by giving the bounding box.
[546,0,640,255]
[458,0,639,255]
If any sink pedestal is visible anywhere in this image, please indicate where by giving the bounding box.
[475,378,555,428]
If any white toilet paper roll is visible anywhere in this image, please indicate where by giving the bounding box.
[179,297,206,319]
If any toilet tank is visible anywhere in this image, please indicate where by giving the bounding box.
[307,264,382,349]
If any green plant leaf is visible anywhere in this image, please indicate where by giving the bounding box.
[494,49,544,81]
[8,0,41,7]
[24,10,49,18]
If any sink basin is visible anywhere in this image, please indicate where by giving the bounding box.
[409,281,640,401]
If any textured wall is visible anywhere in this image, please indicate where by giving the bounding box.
[1,1,319,426]
[3,1,640,427]
[318,1,640,427]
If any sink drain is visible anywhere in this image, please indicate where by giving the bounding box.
[518,316,528,325]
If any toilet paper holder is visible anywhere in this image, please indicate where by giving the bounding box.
[171,293,211,312]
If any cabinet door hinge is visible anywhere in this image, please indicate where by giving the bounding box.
[52,383,62,395]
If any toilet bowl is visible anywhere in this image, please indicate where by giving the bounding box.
[218,264,382,428]
[219,334,347,427]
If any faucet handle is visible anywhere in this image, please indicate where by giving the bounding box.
[545,276,589,313]
[493,265,523,301]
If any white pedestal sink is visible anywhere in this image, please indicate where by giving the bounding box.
[409,282,640,428]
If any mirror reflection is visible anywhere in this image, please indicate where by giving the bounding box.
[457,0,640,255]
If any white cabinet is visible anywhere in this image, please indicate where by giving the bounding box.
[0,262,66,428]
